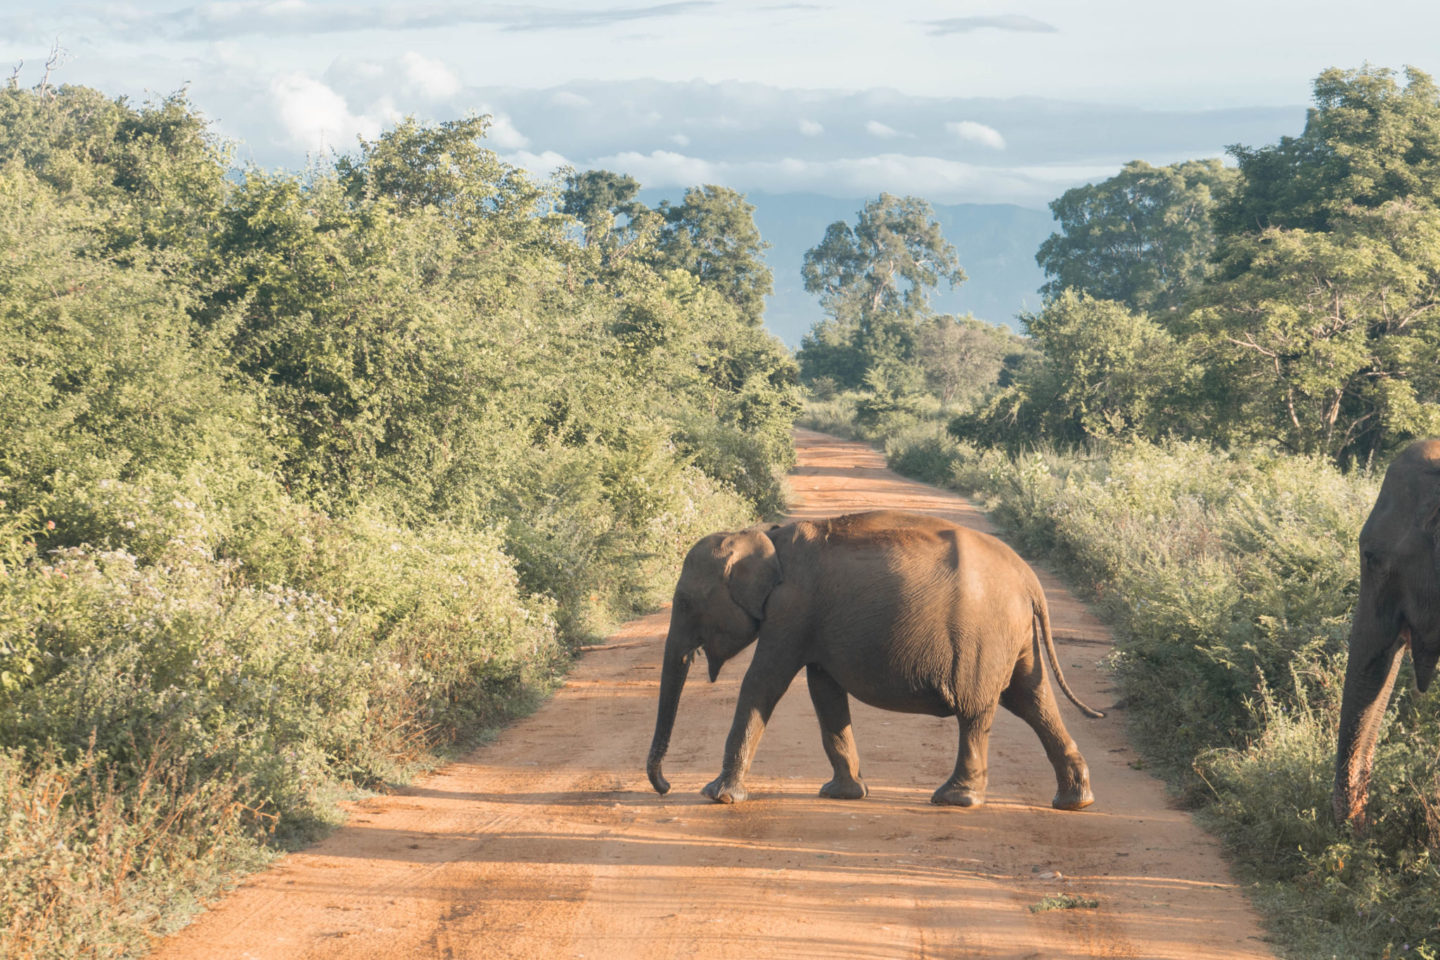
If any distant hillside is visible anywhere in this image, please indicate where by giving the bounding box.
[643,190,1055,345]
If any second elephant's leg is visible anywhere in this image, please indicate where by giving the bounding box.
[806,663,867,799]
[932,706,995,807]
[1000,664,1094,810]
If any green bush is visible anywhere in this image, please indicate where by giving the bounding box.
[0,743,266,959]
[883,424,965,486]
[881,435,1440,957]
[799,389,942,447]
[798,392,870,441]
[0,81,799,957]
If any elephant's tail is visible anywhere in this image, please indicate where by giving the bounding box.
[1034,596,1105,719]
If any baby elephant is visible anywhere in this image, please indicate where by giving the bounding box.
[645,510,1104,810]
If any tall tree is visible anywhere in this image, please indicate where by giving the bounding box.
[1036,159,1237,314]
[559,168,650,248]
[912,314,1025,410]
[1190,199,1440,462]
[802,193,964,317]
[654,185,772,325]
[1194,66,1440,462]
[798,193,964,385]
[1220,66,1440,236]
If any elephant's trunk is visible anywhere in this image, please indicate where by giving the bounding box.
[647,619,693,795]
[1332,621,1406,828]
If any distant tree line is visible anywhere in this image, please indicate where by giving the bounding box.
[800,66,1440,467]
[794,193,1036,424]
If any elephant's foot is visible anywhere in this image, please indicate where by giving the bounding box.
[1053,762,1094,810]
[819,776,868,800]
[701,776,749,804]
[931,782,985,807]
[1052,783,1094,810]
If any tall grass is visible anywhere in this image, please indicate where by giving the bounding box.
[877,429,1440,958]
[0,456,754,957]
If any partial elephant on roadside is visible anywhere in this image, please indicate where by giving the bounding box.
[645,510,1105,810]
[1334,438,1440,828]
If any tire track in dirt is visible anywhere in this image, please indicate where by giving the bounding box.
[151,428,1275,960]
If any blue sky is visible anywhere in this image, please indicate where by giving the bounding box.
[5,1,1439,205]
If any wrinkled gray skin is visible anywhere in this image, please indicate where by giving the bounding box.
[1334,439,1440,828]
[646,510,1104,811]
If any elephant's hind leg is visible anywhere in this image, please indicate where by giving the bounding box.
[806,664,867,799]
[1001,664,1094,810]
[932,706,995,807]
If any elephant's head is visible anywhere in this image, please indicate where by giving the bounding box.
[1334,438,1440,826]
[646,526,783,795]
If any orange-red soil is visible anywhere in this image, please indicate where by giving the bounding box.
[151,429,1275,960]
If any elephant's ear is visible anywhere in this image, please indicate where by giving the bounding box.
[720,529,782,621]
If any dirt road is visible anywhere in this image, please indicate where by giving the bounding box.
[153,429,1275,960]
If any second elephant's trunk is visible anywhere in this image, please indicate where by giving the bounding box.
[1332,621,1405,828]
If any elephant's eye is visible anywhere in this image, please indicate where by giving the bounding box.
[1364,550,1382,571]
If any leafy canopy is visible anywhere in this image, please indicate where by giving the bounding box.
[802,192,964,318]
[797,193,965,389]
[953,292,1191,449]
[655,185,773,325]
[1037,159,1237,314]
[1221,65,1440,235]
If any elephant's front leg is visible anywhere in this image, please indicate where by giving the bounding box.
[702,651,799,804]
[932,707,995,807]
[806,663,867,799]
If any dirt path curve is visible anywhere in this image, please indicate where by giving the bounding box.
[153,429,1275,960]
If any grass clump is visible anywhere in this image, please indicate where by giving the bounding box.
[1029,894,1099,913]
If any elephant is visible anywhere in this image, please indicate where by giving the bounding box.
[645,510,1105,810]
[1333,438,1440,828]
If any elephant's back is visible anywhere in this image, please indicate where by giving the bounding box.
[799,510,1037,609]
[809,511,1021,566]
[803,512,1039,703]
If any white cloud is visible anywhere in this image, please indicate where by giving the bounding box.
[269,72,383,153]
[588,149,719,186]
[503,149,572,176]
[286,53,524,149]
[946,120,1006,150]
[579,148,1120,204]
[483,113,530,149]
[669,132,691,146]
[399,51,460,100]
[549,90,592,109]
[798,118,824,136]
[923,14,1058,35]
[865,119,899,138]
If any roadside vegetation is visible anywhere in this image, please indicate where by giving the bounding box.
[0,82,797,957]
[799,66,1440,958]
